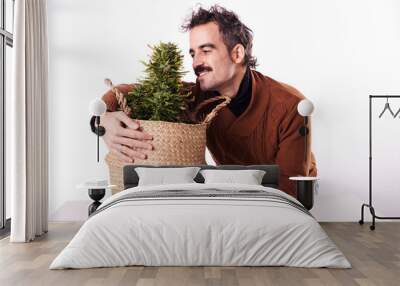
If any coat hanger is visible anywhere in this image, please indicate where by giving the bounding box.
[379,97,395,118]
[394,105,400,118]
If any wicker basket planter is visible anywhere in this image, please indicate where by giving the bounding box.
[106,120,207,193]
[105,81,230,194]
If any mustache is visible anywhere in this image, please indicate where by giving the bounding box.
[194,65,212,77]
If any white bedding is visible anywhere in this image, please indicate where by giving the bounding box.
[50,183,351,269]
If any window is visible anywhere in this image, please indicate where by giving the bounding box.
[0,0,14,237]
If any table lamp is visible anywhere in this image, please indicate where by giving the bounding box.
[291,99,316,210]
[89,98,107,162]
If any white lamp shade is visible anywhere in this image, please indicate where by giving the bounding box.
[297,99,314,117]
[89,98,107,116]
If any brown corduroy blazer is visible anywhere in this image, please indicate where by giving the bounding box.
[102,69,317,197]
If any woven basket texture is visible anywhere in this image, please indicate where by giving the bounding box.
[106,120,207,194]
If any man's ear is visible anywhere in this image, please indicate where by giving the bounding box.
[230,44,245,65]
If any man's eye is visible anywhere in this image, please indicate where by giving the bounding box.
[190,53,194,58]
[203,50,211,54]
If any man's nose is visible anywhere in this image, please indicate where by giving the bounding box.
[192,54,204,69]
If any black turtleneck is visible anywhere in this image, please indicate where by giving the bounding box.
[228,68,252,117]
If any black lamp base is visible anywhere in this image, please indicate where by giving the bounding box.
[296,180,314,210]
[88,188,106,216]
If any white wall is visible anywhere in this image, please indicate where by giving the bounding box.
[47,0,400,221]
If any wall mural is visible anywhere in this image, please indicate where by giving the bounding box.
[90,6,317,198]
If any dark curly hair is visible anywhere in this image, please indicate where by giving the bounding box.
[182,5,257,69]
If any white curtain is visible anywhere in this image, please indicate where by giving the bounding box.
[10,0,48,242]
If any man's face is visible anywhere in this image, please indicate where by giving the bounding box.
[189,22,237,92]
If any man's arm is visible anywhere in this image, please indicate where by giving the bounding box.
[275,102,314,198]
[92,81,198,162]
[101,84,134,112]
[91,84,154,163]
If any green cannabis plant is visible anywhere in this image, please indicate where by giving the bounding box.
[126,42,194,122]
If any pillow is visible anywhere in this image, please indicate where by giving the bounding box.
[200,169,266,185]
[135,167,201,186]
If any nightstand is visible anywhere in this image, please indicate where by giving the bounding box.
[77,180,116,216]
[289,176,318,210]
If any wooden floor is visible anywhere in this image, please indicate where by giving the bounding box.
[0,222,399,286]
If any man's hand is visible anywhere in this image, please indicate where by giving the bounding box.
[100,111,153,163]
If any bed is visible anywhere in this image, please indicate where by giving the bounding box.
[50,165,350,269]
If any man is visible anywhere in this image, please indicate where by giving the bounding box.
[95,5,317,197]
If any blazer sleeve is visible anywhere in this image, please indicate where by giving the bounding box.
[101,82,197,113]
[275,102,313,198]
[101,84,135,112]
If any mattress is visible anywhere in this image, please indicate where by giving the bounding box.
[50,183,351,269]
